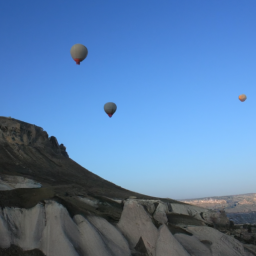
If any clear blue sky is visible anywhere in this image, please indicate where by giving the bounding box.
[1,1,255,200]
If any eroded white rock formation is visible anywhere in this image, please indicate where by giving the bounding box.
[0,198,254,256]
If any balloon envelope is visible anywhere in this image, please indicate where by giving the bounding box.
[104,102,117,117]
[70,44,88,65]
[238,94,247,102]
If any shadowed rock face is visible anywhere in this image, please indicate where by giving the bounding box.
[0,116,255,256]
[0,244,46,256]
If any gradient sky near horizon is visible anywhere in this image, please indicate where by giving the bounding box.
[0,1,255,200]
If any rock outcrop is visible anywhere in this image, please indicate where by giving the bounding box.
[0,117,69,158]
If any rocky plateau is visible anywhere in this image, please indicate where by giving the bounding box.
[181,194,256,225]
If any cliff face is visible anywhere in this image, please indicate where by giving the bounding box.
[0,117,68,157]
[0,116,255,256]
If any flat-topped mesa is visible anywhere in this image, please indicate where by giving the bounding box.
[0,116,68,158]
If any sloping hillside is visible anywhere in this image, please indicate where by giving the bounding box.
[1,116,255,256]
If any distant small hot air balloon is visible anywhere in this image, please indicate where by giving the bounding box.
[70,44,88,65]
[238,94,247,102]
[104,102,117,117]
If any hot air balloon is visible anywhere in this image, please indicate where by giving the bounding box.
[238,94,247,102]
[104,102,117,117]
[70,44,88,65]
